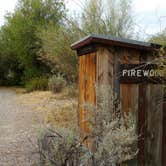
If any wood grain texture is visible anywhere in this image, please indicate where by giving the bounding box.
[119,48,139,166]
[78,52,96,148]
[145,85,163,166]
[163,88,166,166]
[78,55,86,136]
[120,48,139,114]
[138,84,147,166]
[97,47,110,85]
[77,45,165,164]
[144,53,163,166]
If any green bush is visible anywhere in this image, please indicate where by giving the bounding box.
[48,75,66,93]
[25,77,48,92]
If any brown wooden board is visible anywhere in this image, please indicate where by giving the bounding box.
[145,85,163,166]
[163,89,166,166]
[78,55,86,136]
[138,84,147,166]
[97,47,111,85]
[119,48,139,165]
[78,52,96,149]
[120,48,139,114]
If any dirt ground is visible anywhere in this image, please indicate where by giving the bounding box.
[0,87,77,166]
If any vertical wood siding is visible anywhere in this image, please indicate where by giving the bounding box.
[145,54,163,166]
[96,47,113,86]
[119,48,139,165]
[78,46,165,165]
[146,85,163,166]
[120,48,139,114]
[163,89,166,166]
[78,52,96,148]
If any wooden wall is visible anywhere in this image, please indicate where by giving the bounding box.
[118,48,164,165]
[78,46,165,165]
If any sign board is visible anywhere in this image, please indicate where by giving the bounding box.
[120,64,165,84]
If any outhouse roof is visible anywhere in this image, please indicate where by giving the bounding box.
[71,34,161,51]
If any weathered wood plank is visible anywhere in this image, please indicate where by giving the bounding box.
[138,84,147,166]
[145,85,163,166]
[86,53,96,150]
[119,48,140,166]
[120,48,139,114]
[163,88,166,166]
[97,47,110,85]
[78,55,86,136]
[78,52,97,148]
[142,53,163,166]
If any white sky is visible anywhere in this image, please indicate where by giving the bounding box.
[0,0,166,39]
[0,0,17,25]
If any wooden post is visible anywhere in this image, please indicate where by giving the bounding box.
[137,54,147,166]
[138,84,147,166]
[163,88,166,166]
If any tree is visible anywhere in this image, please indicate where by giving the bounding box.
[81,0,106,34]
[38,24,79,83]
[1,0,66,83]
[38,0,134,84]
[149,29,166,85]
[0,25,22,85]
[81,0,134,38]
[150,29,166,45]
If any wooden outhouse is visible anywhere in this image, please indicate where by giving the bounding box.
[71,34,166,166]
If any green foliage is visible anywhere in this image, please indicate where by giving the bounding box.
[25,77,48,92]
[0,53,22,85]
[149,29,166,81]
[38,25,79,83]
[81,0,134,38]
[48,75,66,93]
[0,0,134,86]
[38,0,134,84]
[0,0,66,85]
[150,29,166,45]
[81,0,105,34]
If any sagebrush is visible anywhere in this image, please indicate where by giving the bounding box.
[48,75,66,93]
[37,86,138,166]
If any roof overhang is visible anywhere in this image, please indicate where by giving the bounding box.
[71,34,161,51]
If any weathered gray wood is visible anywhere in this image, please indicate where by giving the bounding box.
[97,47,110,85]
[162,87,166,166]
[75,36,165,165]
[145,85,163,166]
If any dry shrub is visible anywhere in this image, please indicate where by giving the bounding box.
[46,104,77,131]
[62,84,78,98]
[81,85,138,165]
[48,75,66,93]
[38,128,88,166]
[37,86,138,166]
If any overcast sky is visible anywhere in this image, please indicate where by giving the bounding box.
[0,0,166,39]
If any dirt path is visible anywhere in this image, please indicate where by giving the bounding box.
[0,88,43,166]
